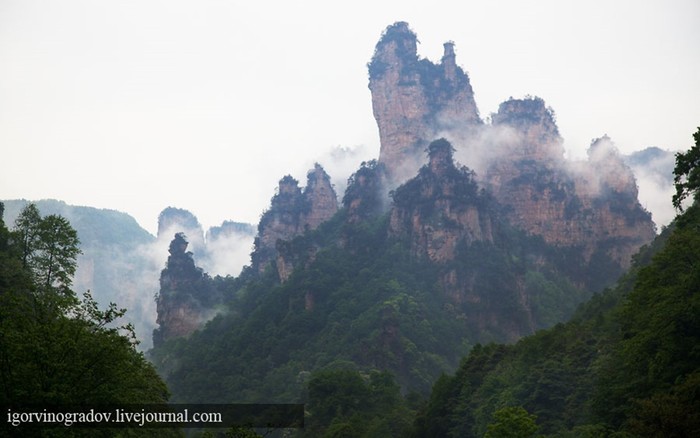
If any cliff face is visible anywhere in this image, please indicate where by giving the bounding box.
[342,160,389,224]
[390,139,493,263]
[252,164,338,276]
[484,99,655,267]
[206,221,255,242]
[153,233,219,347]
[305,164,340,229]
[369,22,481,183]
[368,23,656,270]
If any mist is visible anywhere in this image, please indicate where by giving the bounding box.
[386,106,678,232]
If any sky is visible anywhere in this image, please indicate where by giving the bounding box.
[1,0,699,235]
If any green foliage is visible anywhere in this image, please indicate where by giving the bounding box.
[342,160,387,221]
[494,96,559,136]
[0,204,173,436]
[153,216,460,403]
[303,369,412,437]
[149,134,648,436]
[484,406,539,438]
[391,141,485,214]
[673,127,700,211]
[9,204,82,315]
[593,202,700,431]
[367,22,418,80]
[409,196,700,437]
[151,148,606,421]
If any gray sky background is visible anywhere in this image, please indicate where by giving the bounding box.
[1,0,699,234]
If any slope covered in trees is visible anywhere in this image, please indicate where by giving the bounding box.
[145,130,700,437]
[150,141,620,408]
[410,128,700,437]
[0,203,174,437]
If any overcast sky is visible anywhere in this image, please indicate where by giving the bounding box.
[1,0,699,234]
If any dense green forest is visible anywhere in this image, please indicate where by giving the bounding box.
[409,130,700,437]
[0,203,176,437]
[148,131,699,437]
[4,125,697,437]
[292,160,700,437]
[150,143,609,405]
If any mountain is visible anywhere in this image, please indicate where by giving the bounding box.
[148,22,660,408]
[156,206,256,278]
[368,21,482,182]
[2,17,689,436]
[1,199,160,348]
[623,146,677,228]
[368,23,656,271]
[0,199,255,350]
[411,200,699,437]
[153,232,223,347]
[150,140,618,402]
[251,164,338,276]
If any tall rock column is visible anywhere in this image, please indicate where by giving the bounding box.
[251,164,338,275]
[389,138,493,263]
[368,22,481,184]
[153,233,217,347]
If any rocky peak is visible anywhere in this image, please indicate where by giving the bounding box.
[157,207,206,260]
[441,42,457,81]
[153,232,218,347]
[484,110,655,269]
[491,97,564,163]
[582,135,638,196]
[369,22,481,184]
[157,207,204,239]
[304,163,339,229]
[251,176,305,273]
[389,139,493,263]
[427,138,455,176]
[278,175,301,197]
[252,165,338,275]
[343,160,389,224]
[368,22,656,272]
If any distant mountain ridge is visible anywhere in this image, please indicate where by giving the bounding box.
[146,23,668,406]
[1,22,684,432]
[1,199,255,350]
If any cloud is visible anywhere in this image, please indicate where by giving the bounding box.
[623,147,677,228]
[203,223,256,277]
[304,143,377,203]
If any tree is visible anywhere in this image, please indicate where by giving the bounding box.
[12,204,81,302]
[672,127,700,211]
[12,202,42,268]
[484,406,539,438]
[0,206,173,436]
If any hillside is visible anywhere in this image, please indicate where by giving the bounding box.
[411,199,699,437]
[146,23,666,413]
[150,138,631,402]
[0,200,255,349]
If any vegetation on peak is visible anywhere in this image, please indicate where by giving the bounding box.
[673,126,700,211]
[392,139,485,210]
[343,160,389,222]
[407,128,700,437]
[493,96,559,135]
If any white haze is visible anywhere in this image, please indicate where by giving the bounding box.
[1,0,698,236]
[108,220,255,349]
[626,151,678,228]
[1,0,696,347]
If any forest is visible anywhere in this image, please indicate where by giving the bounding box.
[2,129,698,436]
